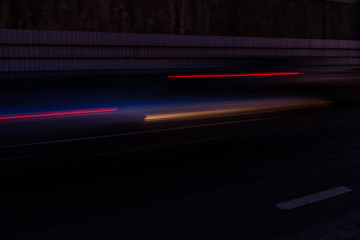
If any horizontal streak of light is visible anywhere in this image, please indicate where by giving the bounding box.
[168,72,304,78]
[145,99,331,122]
[0,108,118,121]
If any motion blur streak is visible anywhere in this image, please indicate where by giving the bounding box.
[144,99,331,122]
[0,108,118,121]
[167,72,304,78]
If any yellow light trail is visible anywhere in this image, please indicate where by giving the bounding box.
[144,99,332,122]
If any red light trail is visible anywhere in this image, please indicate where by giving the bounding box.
[0,108,118,121]
[168,72,304,78]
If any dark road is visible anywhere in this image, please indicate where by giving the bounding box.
[2,98,360,240]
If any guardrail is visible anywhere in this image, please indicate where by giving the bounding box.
[1,29,360,73]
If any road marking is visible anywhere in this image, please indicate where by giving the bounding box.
[0,117,271,149]
[276,186,353,210]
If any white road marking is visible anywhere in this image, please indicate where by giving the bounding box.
[276,186,353,210]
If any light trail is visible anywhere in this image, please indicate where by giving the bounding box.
[0,108,118,121]
[145,98,331,122]
[168,72,304,78]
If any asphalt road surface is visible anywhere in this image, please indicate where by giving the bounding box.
[1,97,360,240]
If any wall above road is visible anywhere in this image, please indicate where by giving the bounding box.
[1,29,359,73]
[0,0,359,40]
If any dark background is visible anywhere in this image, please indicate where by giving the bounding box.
[2,1,360,240]
[0,0,359,40]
